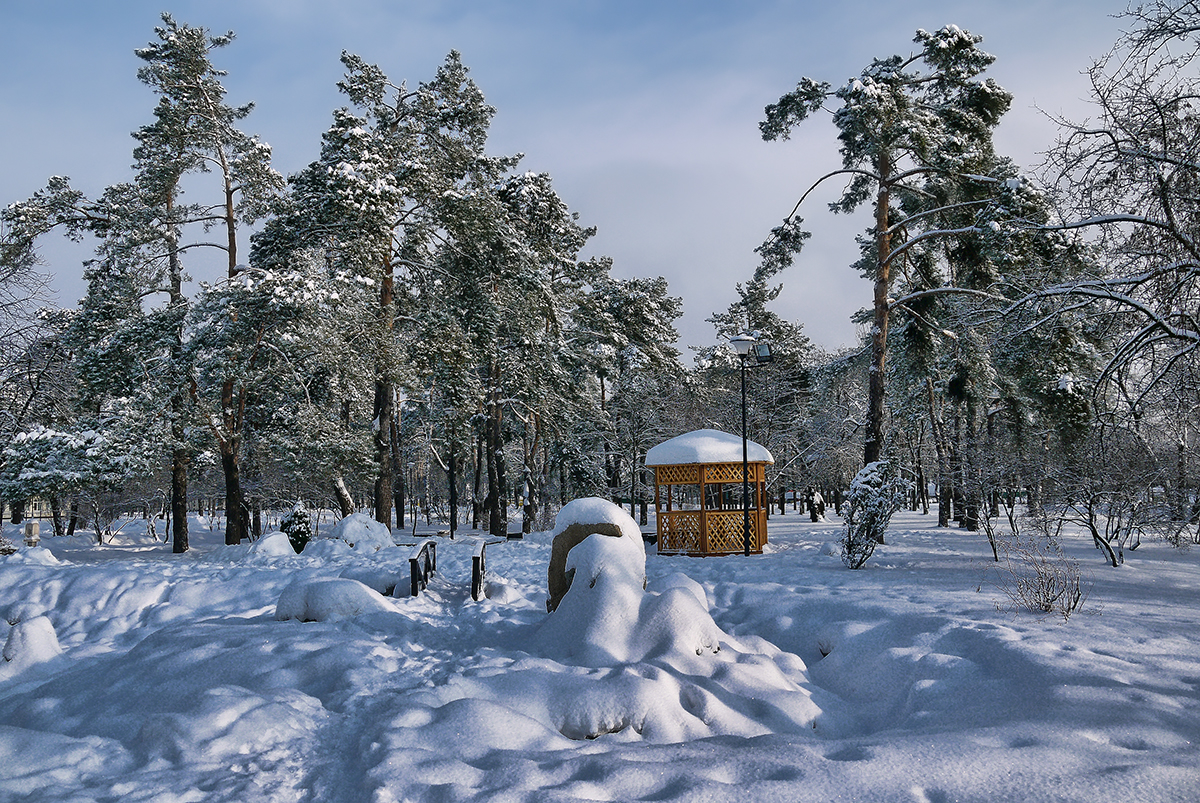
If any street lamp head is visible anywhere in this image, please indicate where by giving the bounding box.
[729,333,757,357]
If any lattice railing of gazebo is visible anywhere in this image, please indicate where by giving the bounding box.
[657,511,703,554]
[702,463,761,484]
[655,464,700,485]
[705,511,763,553]
[656,509,766,554]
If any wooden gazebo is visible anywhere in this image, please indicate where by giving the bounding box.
[646,429,774,556]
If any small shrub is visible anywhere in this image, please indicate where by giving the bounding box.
[841,461,907,569]
[0,533,16,556]
[994,534,1090,621]
[280,504,312,554]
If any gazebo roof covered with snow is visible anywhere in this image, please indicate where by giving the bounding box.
[646,429,774,556]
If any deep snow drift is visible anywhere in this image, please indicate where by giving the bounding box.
[1,508,1198,802]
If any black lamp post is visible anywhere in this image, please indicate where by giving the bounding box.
[730,333,756,556]
[729,333,774,556]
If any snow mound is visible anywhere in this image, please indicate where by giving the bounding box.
[249,530,297,556]
[339,564,401,596]
[380,697,574,762]
[2,615,62,676]
[300,538,353,558]
[654,571,710,608]
[2,546,60,565]
[521,533,827,740]
[317,512,394,551]
[133,685,325,771]
[275,577,394,622]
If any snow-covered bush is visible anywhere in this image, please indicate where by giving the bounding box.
[279,504,312,553]
[0,533,15,556]
[841,460,907,569]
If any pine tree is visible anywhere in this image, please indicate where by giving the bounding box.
[2,15,282,550]
[253,51,515,529]
[132,14,284,545]
[760,26,1015,467]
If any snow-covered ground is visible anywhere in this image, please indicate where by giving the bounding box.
[2,506,1198,802]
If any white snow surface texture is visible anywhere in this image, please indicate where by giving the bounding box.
[1,510,1199,802]
[645,428,774,465]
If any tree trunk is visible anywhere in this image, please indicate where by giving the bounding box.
[221,447,248,545]
[166,196,190,554]
[373,259,396,529]
[485,374,506,537]
[1176,436,1188,521]
[541,442,552,529]
[448,422,458,539]
[599,374,618,502]
[951,412,965,526]
[629,452,636,520]
[865,150,893,466]
[962,406,980,532]
[333,475,355,518]
[639,462,649,526]
[373,378,394,528]
[51,496,64,536]
[522,426,535,535]
[391,410,404,530]
[172,446,189,553]
[473,429,484,530]
[217,168,248,545]
[917,460,929,515]
[926,377,953,528]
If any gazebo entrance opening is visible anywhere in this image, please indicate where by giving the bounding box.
[646,429,773,556]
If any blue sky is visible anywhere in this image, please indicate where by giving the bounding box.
[1,0,1131,351]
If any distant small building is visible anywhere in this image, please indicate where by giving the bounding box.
[646,429,774,556]
[2,498,52,522]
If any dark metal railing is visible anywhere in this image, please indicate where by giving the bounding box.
[471,539,505,601]
[408,539,437,597]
